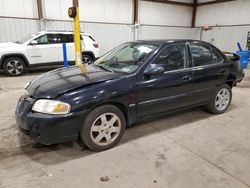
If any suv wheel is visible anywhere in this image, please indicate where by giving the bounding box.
[80,105,126,151]
[82,54,94,64]
[3,57,26,76]
[206,84,232,114]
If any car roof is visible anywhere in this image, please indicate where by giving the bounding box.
[132,39,209,45]
[38,30,91,36]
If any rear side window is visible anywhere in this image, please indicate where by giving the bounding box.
[212,48,224,64]
[152,44,186,72]
[190,44,213,66]
[64,34,74,43]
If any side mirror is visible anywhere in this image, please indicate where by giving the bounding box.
[30,40,38,45]
[144,65,165,76]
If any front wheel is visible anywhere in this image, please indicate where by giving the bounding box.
[3,57,26,76]
[206,84,232,114]
[82,54,94,64]
[80,105,126,151]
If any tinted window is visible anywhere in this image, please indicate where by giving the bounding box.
[63,34,74,43]
[152,44,186,71]
[190,44,213,66]
[212,48,224,64]
[35,34,61,44]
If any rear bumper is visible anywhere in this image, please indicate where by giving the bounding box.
[15,96,87,145]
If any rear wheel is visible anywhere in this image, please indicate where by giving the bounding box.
[206,84,232,114]
[80,105,126,151]
[82,54,94,64]
[3,57,26,76]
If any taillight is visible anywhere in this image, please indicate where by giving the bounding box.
[93,43,99,48]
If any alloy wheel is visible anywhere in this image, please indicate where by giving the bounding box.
[82,56,92,64]
[6,60,24,75]
[215,88,231,111]
[90,113,121,146]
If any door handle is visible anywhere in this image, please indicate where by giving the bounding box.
[182,75,192,81]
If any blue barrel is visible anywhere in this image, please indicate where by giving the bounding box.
[236,51,250,69]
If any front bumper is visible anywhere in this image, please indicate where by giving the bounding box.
[15,95,87,145]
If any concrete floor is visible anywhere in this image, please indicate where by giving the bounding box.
[0,68,250,188]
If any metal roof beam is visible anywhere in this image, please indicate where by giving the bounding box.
[197,0,236,6]
[142,0,193,7]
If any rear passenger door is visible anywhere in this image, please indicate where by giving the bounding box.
[189,42,229,104]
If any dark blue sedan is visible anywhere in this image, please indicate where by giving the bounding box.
[15,40,244,151]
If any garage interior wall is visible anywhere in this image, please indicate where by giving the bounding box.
[0,0,249,55]
[0,0,196,55]
[196,0,250,52]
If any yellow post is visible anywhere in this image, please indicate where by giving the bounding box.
[68,1,87,73]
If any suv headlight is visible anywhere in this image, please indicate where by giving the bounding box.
[32,99,71,115]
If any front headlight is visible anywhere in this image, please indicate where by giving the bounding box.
[32,99,71,115]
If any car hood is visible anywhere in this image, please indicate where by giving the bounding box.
[0,42,21,48]
[27,65,121,99]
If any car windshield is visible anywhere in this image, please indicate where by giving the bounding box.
[16,34,38,44]
[94,43,158,74]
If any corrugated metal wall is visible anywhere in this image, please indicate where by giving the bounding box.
[139,1,192,27]
[0,0,198,55]
[1,0,250,55]
[199,26,250,52]
[139,25,196,40]
[196,0,250,26]
[0,18,40,43]
[196,0,250,52]
[0,18,197,55]
[44,20,134,54]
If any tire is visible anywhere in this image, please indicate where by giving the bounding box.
[206,84,232,114]
[3,57,26,76]
[82,54,94,64]
[80,105,126,151]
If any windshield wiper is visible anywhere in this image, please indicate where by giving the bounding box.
[93,64,113,72]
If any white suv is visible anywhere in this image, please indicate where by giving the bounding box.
[0,31,100,76]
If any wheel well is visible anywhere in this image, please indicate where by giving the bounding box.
[225,81,233,88]
[91,102,128,125]
[82,52,95,60]
[1,54,29,69]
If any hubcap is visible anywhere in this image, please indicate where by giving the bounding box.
[6,60,23,75]
[82,56,92,64]
[215,88,230,111]
[90,113,121,146]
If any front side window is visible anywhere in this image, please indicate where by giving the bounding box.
[35,35,48,44]
[95,43,158,74]
[190,44,213,66]
[34,34,61,45]
[150,44,186,72]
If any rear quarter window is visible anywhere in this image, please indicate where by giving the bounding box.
[212,48,224,64]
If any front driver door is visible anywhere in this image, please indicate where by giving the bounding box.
[137,43,194,118]
[27,34,60,65]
